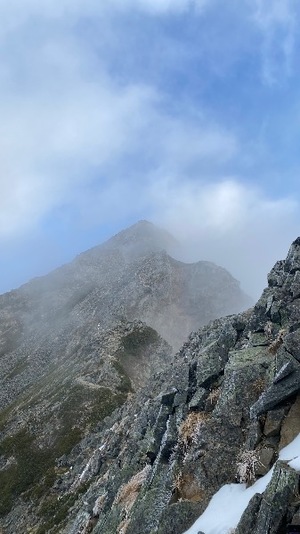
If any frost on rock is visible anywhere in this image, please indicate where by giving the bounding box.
[236,450,261,485]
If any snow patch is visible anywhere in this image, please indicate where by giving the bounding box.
[182,432,300,534]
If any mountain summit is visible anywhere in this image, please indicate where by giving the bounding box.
[101,219,178,257]
[0,220,252,532]
[2,220,251,352]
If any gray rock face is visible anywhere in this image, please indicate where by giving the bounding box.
[0,221,251,532]
[236,462,299,534]
[80,236,300,534]
[250,357,300,417]
[0,221,251,412]
[3,231,300,534]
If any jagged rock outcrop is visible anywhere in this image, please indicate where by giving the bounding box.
[5,227,300,534]
[36,235,300,534]
[0,220,251,533]
[236,461,299,534]
[0,233,300,534]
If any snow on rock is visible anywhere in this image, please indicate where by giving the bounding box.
[182,432,300,534]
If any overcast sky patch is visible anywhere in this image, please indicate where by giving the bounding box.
[0,0,300,297]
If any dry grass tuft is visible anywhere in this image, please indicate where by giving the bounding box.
[236,449,261,485]
[117,518,131,534]
[207,387,221,405]
[172,471,205,502]
[252,377,266,396]
[268,329,286,355]
[264,321,273,340]
[115,465,150,512]
[172,471,183,492]
[179,411,209,450]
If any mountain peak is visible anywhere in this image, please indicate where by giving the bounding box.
[0,220,256,533]
[101,219,178,259]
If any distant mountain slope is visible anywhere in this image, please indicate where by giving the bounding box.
[0,220,251,351]
[1,236,297,534]
[0,220,252,531]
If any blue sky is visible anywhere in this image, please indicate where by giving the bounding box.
[0,0,300,298]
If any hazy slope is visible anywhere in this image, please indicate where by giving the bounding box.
[0,220,251,531]
[0,220,251,353]
[8,236,298,534]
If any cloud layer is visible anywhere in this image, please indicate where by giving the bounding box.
[1,0,300,297]
[151,179,298,297]
[253,0,298,84]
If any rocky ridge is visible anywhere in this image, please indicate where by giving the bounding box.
[23,236,300,534]
[0,221,251,533]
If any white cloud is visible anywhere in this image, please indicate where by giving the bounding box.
[0,1,238,242]
[251,0,297,84]
[150,178,299,297]
[0,76,158,239]
[107,0,210,14]
[0,22,161,239]
[0,0,223,243]
[0,0,299,300]
[157,121,238,171]
[0,0,209,30]
[0,48,238,240]
[253,0,295,31]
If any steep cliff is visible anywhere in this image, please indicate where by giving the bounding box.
[0,220,251,533]
[45,235,300,534]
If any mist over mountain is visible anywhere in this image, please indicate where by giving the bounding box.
[0,220,251,354]
[2,1,300,531]
[0,220,254,532]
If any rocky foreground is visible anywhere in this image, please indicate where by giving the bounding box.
[2,225,299,533]
[55,236,300,534]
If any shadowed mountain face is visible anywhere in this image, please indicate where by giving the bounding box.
[0,220,252,531]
